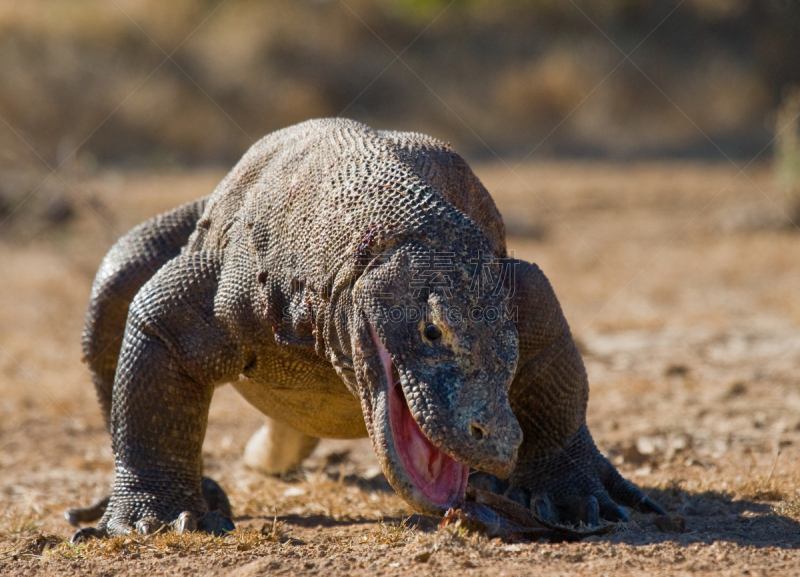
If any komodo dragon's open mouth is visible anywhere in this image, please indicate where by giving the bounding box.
[369,327,469,512]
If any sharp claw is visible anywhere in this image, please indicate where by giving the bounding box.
[586,496,600,527]
[70,526,105,543]
[176,511,198,534]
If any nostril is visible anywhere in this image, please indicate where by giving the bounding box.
[470,424,485,440]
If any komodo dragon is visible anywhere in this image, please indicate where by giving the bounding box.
[68,118,664,541]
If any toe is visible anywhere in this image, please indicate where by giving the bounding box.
[552,494,586,524]
[70,526,106,543]
[105,518,135,537]
[531,494,559,523]
[596,491,630,522]
[597,456,665,516]
[198,510,235,536]
[201,477,233,518]
[64,495,110,527]
[64,509,82,528]
[504,486,531,508]
[135,517,164,535]
[638,495,667,516]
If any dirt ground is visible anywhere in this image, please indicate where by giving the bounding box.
[1,161,799,576]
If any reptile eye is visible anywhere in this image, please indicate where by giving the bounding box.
[424,324,442,341]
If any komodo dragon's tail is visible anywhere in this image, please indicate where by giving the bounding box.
[82,197,209,430]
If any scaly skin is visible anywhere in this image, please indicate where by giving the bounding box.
[69,119,663,541]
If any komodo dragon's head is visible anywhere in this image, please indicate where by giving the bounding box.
[345,235,523,515]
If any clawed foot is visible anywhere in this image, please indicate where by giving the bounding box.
[469,424,665,526]
[68,476,234,543]
[70,510,235,543]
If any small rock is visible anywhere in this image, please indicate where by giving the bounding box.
[282,486,306,497]
[413,550,432,563]
[665,364,689,378]
[621,443,649,466]
[653,514,686,533]
[636,436,665,455]
[727,381,748,397]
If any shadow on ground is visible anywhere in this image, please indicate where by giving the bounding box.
[240,478,800,550]
[610,487,800,549]
[236,513,438,532]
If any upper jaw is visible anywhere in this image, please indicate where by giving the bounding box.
[394,361,521,480]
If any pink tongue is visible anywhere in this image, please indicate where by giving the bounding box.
[389,383,469,507]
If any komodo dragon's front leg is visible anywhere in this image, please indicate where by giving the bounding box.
[486,260,665,524]
[72,251,241,541]
[67,198,231,528]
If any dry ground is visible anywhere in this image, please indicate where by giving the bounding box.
[1,161,799,575]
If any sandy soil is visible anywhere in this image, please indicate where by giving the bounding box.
[1,161,799,576]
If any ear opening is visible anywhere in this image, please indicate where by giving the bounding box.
[352,223,401,276]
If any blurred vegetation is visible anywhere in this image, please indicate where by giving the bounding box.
[775,86,800,225]
[0,0,799,179]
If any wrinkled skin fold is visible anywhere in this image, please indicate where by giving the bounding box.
[68,119,664,541]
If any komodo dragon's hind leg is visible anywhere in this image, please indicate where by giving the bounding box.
[67,197,231,528]
[243,417,320,476]
[471,260,665,525]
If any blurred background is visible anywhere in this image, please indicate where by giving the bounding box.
[2,0,800,172]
